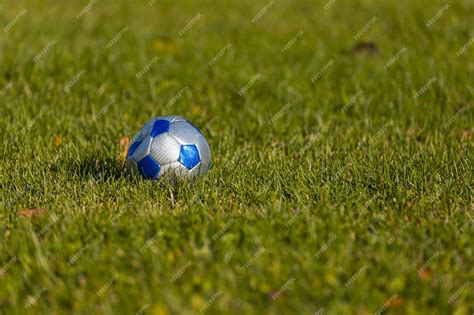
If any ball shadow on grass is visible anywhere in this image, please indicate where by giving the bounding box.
[52,150,196,204]
[52,152,128,181]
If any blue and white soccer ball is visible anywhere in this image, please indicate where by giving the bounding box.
[126,116,211,180]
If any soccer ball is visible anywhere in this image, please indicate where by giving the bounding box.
[126,116,211,180]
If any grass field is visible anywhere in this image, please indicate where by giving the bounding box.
[1,0,473,314]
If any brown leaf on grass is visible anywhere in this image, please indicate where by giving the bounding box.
[461,130,471,141]
[119,136,130,147]
[1,297,12,306]
[418,268,432,280]
[353,41,379,55]
[18,208,45,218]
[78,274,87,287]
[53,135,63,148]
[391,296,403,307]
[117,136,130,161]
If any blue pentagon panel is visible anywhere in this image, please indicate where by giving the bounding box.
[178,144,201,170]
[137,156,161,180]
[127,141,141,158]
[150,119,170,137]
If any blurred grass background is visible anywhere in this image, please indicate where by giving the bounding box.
[0,0,473,314]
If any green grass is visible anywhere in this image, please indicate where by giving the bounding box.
[1,0,473,314]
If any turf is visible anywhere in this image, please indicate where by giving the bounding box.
[0,0,473,314]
